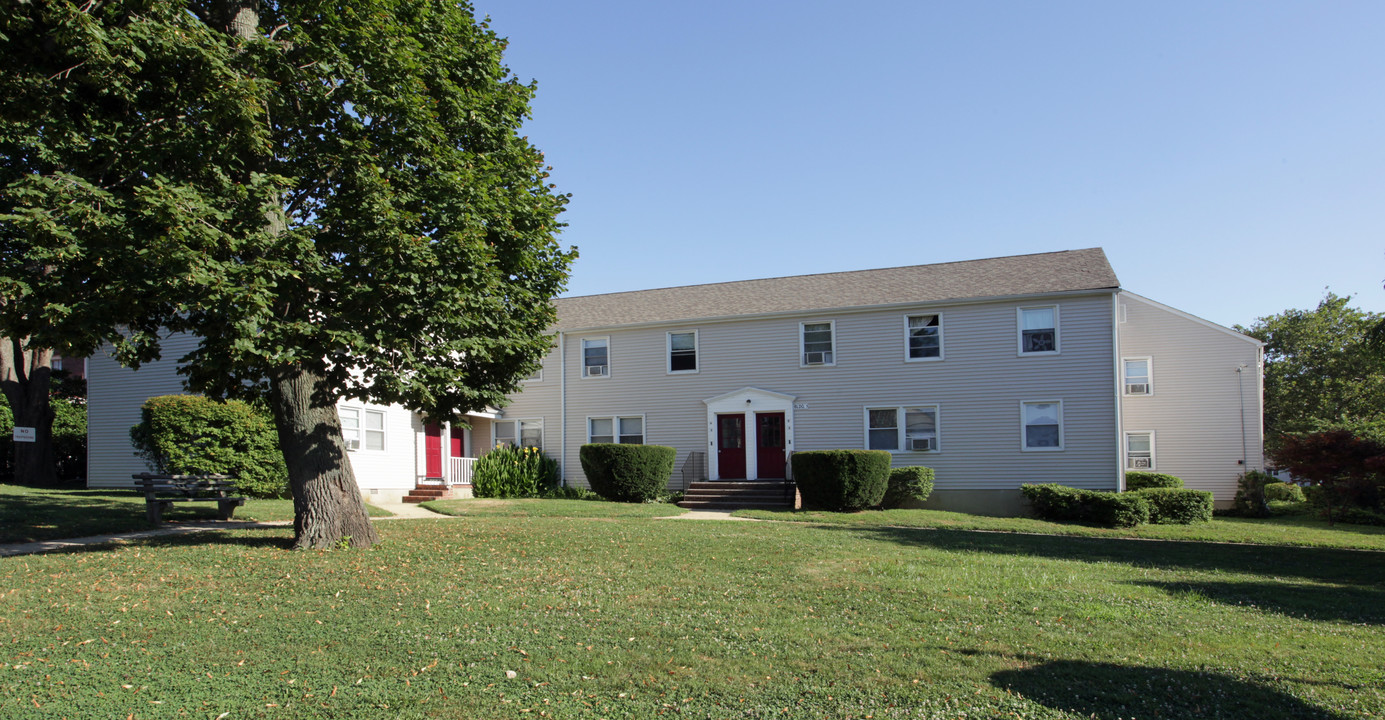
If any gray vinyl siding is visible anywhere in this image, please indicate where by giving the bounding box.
[499,292,1120,494]
[1118,293,1264,506]
[87,334,428,490]
[86,333,201,488]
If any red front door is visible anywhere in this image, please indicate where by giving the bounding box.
[424,423,443,479]
[717,414,746,479]
[756,412,786,479]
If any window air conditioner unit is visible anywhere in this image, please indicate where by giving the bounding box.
[804,351,829,365]
[1125,383,1149,395]
[344,439,361,450]
[1130,457,1152,469]
[585,364,608,377]
[909,437,935,452]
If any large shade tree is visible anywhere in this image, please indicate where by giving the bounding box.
[3,0,574,548]
[1238,293,1385,447]
[2,0,265,485]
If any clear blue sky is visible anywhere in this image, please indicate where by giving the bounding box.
[483,1,1384,329]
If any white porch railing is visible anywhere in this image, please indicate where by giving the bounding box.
[449,456,477,486]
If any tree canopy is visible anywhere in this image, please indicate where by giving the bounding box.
[1238,293,1385,446]
[2,0,575,548]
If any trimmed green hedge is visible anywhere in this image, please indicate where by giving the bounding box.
[472,445,559,498]
[129,395,288,498]
[1130,487,1214,524]
[791,450,890,512]
[579,444,676,502]
[1021,483,1148,527]
[1125,471,1183,490]
[880,466,935,509]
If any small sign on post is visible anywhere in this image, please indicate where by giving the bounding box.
[13,427,37,443]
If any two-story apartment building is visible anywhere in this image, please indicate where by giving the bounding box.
[495,248,1263,513]
[86,248,1263,513]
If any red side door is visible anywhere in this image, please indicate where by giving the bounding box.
[756,412,786,479]
[424,422,443,479]
[450,430,465,458]
[716,414,746,480]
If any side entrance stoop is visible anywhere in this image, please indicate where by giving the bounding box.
[402,485,453,504]
[677,481,797,510]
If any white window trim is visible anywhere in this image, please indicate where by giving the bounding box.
[493,418,544,451]
[340,406,387,453]
[521,367,543,383]
[580,336,610,379]
[586,414,648,444]
[862,405,941,453]
[903,313,945,363]
[799,320,837,368]
[666,330,699,375]
[1017,305,1061,356]
[1122,356,1154,396]
[1125,430,1156,471]
[1020,399,1065,452]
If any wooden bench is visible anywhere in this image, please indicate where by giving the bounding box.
[132,473,247,524]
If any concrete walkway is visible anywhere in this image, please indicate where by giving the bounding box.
[371,501,451,519]
[661,509,758,521]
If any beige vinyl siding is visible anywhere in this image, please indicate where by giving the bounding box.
[499,292,1120,493]
[1118,292,1264,507]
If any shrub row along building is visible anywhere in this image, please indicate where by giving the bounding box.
[88,248,1265,513]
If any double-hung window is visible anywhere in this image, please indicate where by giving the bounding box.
[1123,358,1152,395]
[1018,306,1059,355]
[1126,431,1155,470]
[582,338,609,378]
[905,314,942,360]
[668,331,698,373]
[340,407,386,451]
[495,419,543,450]
[801,321,835,366]
[865,406,939,452]
[1021,401,1063,450]
[589,416,645,444]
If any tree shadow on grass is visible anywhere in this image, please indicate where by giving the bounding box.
[992,659,1352,720]
[16,526,296,556]
[819,524,1385,588]
[1130,579,1385,625]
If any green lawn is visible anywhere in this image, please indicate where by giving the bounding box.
[0,484,392,544]
[735,506,1385,551]
[1,502,1381,718]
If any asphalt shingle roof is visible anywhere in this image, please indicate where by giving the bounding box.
[553,248,1119,331]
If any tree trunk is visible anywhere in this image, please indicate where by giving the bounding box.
[0,338,57,486]
[268,365,379,549]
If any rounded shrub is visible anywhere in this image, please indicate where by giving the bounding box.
[880,466,935,509]
[1264,482,1306,503]
[791,450,890,511]
[1125,471,1183,490]
[129,395,288,498]
[472,445,559,498]
[1021,483,1089,522]
[579,444,676,502]
[1131,487,1213,524]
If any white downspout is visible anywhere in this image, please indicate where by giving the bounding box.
[1113,292,1125,493]
[559,331,567,486]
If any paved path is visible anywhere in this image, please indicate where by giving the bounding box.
[661,509,757,521]
[370,501,452,519]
